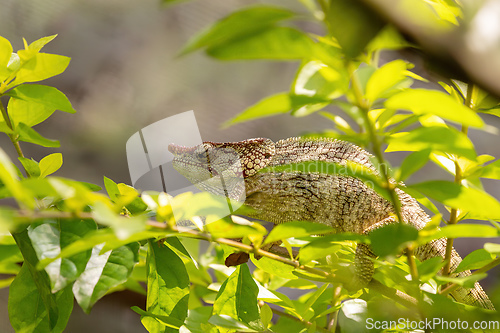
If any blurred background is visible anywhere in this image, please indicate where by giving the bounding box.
[0,0,499,332]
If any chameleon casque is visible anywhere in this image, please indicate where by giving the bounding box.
[168,137,495,310]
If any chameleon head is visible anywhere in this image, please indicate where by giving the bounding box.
[168,138,275,195]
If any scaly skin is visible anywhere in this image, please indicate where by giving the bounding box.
[168,137,495,310]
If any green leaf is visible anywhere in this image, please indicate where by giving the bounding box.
[37,228,171,270]
[73,242,139,313]
[104,176,120,201]
[0,147,34,208]
[484,243,500,255]
[207,27,317,61]
[299,233,369,264]
[386,126,476,160]
[396,149,431,181]
[7,97,54,127]
[162,0,191,5]
[301,283,329,316]
[8,264,73,333]
[213,264,263,330]
[436,273,488,289]
[367,26,411,52]
[223,92,290,127]
[131,306,184,330]
[6,84,75,126]
[338,299,368,333]
[183,307,218,333]
[326,0,385,58]
[0,35,13,67]
[369,224,418,257]
[143,240,189,333]
[0,242,22,274]
[11,229,64,329]
[208,315,257,332]
[352,65,376,96]
[92,201,146,240]
[204,216,266,239]
[18,157,41,178]
[181,5,295,55]
[12,53,71,86]
[479,159,500,180]
[0,35,13,80]
[8,84,75,112]
[417,257,445,282]
[455,249,495,273]
[410,181,500,220]
[39,153,63,177]
[0,209,16,235]
[385,89,484,128]
[16,122,60,147]
[171,191,245,224]
[423,224,499,241]
[264,221,334,245]
[28,219,96,292]
[260,303,273,329]
[251,255,298,280]
[0,121,13,134]
[27,35,58,53]
[292,60,345,100]
[365,60,410,102]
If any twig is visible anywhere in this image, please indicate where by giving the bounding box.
[16,210,337,282]
[442,83,473,277]
[15,209,427,309]
[0,101,26,170]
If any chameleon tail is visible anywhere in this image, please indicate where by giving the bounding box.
[416,239,495,310]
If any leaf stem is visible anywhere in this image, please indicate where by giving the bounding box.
[442,83,474,277]
[347,61,404,225]
[0,99,26,162]
[327,284,342,332]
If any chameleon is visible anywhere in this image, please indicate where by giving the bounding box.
[168,137,495,310]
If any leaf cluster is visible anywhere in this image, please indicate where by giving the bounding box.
[1,1,500,332]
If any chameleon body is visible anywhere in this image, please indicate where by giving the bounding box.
[168,137,494,310]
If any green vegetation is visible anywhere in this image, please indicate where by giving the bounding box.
[1,0,500,332]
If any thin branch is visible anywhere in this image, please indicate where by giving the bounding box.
[0,100,26,170]
[347,61,404,225]
[368,280,417,309]
[442,84,473,277]
[14,209,422,308]
[327,284,343,332]
[16,210,337,281]
[406,247,419,282]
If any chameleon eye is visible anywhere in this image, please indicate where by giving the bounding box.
[196,151,207,160]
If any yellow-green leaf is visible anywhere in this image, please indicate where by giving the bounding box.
[410,181,500,220]
[386,126,476,160]
[39,153,63,178]
[385,89,484,128]
[223,92,290,127]
[365,60,410,102]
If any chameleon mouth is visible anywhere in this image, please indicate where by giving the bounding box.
[168,143,218,177]
[168,143,195,155]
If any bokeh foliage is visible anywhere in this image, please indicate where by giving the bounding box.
[1,0,500,332]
